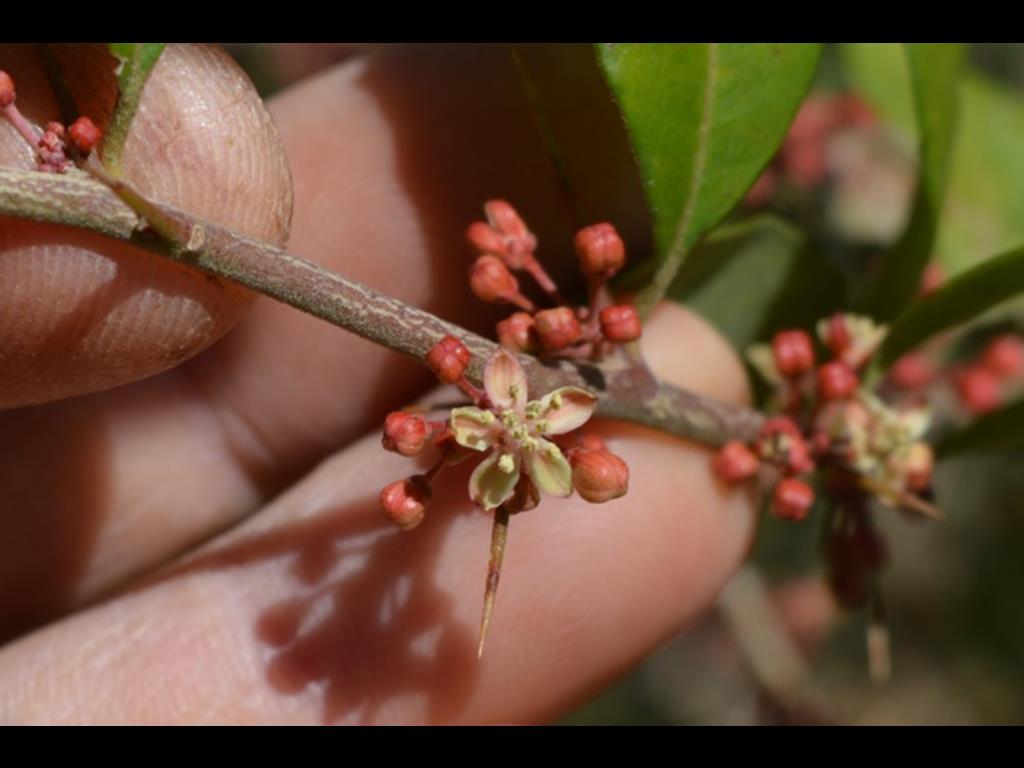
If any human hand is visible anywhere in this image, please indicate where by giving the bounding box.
[0,44,753,724]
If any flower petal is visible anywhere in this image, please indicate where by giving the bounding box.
[469,451,521,510]
[524,438,572,497]
[897,408,932,441]
[484,348,528,412]
[450,407,499,451]
[535,386,598,435]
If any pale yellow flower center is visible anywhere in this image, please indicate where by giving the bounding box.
[495,396,556,455]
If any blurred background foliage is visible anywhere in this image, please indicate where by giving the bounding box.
[223,43,1024,725]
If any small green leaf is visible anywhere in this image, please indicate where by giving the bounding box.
[937,400,1024,458]
[595,43,822,317]
[857,44,965,320]
[104,43,166,173]
[669,214,844,352]
[875,244,1024,370]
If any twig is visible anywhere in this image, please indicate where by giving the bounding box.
[0,166,764,446]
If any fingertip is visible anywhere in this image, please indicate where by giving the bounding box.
[0,44,293,407]
[640,301,751,407]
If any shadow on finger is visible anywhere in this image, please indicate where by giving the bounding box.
[149,483,480,725]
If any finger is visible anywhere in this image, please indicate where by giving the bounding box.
[0,44,292,407]
[0,303,756,724]
[0,45,606,637]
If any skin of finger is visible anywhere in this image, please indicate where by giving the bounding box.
[0,303,755,724]
[0,44,292,407]
[0,45,631,638]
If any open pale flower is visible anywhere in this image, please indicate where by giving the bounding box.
[816,314,888,369]
[450,348,598,510]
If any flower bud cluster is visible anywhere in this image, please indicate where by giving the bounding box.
[951,334,1024,416]
[0,71,103,173]
[713,415,818,522]
[885,327,1024,417]
[745,92,876,207]
[465,201,641,361]
[725,312,944,529]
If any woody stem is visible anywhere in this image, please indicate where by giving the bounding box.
[0,167,766,446]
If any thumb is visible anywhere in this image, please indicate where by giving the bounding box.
[0,44,293,408]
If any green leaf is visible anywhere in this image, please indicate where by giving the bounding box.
[509,45,653,261]
[937,400,1024,458]
[104,43,166,173]
[669,214,844,352]
[595,43,822,317]
[856,44,965,320]
[934,72,1024,278]
[844,51,1024,315]
[875,244,1024,370]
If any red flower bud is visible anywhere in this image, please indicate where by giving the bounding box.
[45,121,65,139]
[68,116,101,153]
[427,335,471,384]
[772,329,815,378]
[469,255,520,304]
[534,307,582,352]
[485,199,530,239]
[0,71,15,108]
[823,313,851,358]
[599,304,642,343]
[382,411,428,457]
[466,221,508,258]
[482,201,536,269]
[570,449,629,503]
[888,353,934,391]
[817,361,858,402]
[955,366,1002,415]
[380,476,431,531]
[982,334,1024,379]
[772,478,814,521]
[496,312,538,353]
[574,222,626,279]
[713,441,760,485]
